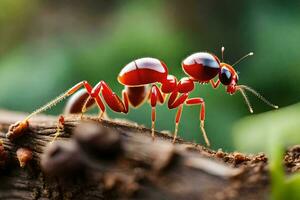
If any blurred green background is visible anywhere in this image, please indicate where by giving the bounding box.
[0,0,299,151]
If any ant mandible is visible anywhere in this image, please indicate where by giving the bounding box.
[10,47,278,146]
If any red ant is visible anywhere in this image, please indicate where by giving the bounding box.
[8,47,278,146]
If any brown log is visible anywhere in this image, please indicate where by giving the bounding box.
[0,110,270,200]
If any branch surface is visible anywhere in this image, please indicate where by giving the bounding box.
[0,110,272,200]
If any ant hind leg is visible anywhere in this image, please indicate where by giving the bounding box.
[7,81,94,140]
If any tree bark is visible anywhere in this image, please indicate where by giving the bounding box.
[0,110,269,200]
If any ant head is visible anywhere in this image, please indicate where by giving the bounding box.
[219,47,253,94]
[219,63,239,94]
[219,47,278,113]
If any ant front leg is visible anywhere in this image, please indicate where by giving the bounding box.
[149,85,164,140]
[185,98,210,146]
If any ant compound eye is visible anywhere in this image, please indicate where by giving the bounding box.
[219,67,232,85]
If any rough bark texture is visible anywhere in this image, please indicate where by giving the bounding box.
[0,110,271,200]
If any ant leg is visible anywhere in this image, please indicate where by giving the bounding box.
[94,95,106,120]
[185,98,210,146]
[149,85,164,140]
[122,88,129,113]
[8,81,94,140]
[210,79,220,89]
[9,81,124,141]
[95,89,123,120]
[91,81,129,115]
[80,96,92,119]
[68,88,106,120]
[64,89,96,117]
[167,90,189,142]
[151,107,156,139]
[51,115,65,142]
[98,88,129,120]
[168,90,189,109]
[173,104,183,143]
[77,94,107,120]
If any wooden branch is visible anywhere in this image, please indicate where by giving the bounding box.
[0,110,271,200]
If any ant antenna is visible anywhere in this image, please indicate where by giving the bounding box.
[221,46,225,62]
[237,85,278,113]
[232,52,254,67]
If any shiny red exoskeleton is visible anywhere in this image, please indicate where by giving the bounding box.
[14,47,278,146]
